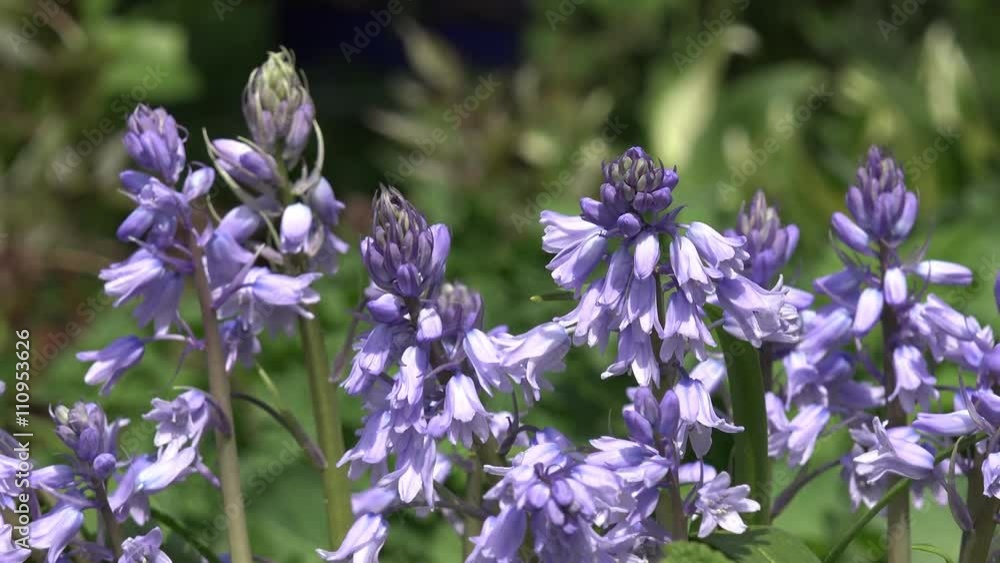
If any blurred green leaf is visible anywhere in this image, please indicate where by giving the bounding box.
[704,526,821,563]
[662,541,732,562]
[90,19,199,101]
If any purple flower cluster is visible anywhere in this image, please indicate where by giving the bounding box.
[543,147,800,387]
[326,187,574,561]
[29,41,1000,562]
[53,48,349,562]
[759,146,1000,534]
[0,400,214,562]
[329,147,791,562]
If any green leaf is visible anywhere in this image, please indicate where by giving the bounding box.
[704,526,821,563]
[661,541,732,562]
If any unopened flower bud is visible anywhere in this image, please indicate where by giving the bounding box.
[242,47,315,164]
[362,185,450,298]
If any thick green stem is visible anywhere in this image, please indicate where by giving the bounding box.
[650,274,691,537]
[759,345,774,393]
[272,146,354,547]
[656,474,689,541]
[463,461,484,558]
[96,487,123,559]
[299,313,354,547]
[880,246,910,563]
[960,453,998,563]
[188,238,254,563]
[723,334,772,524]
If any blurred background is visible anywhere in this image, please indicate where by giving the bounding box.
[2,0,999,561]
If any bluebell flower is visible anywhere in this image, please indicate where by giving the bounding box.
[890,345,938,412]
[494,322,571,402]
[362,186,451,299]
[219,319,262,372]
[692,472,760,538]
[660,291,715,363]
[279,202,313,254]
[541,146,798,389]
[0,523,30,563]
[123,105,186,186]
[766,393,829,467]
[216,204,264,243]
[100,249,187,334]
[211,139,278,191]
[116,176,188,248]
[308,178,346,230]
[675,373,742,458]
[76,336,146,395]
[119,527,171,563]
[843,145,917,244]
[216,266,321,334]
[29,504,84,563]
[852,418,935,482]
[472,436,627,563]
[685,222,749,279]
[51,403,126,465]
[729,190,800,287]
[588,387,677,489]
[544,214,608,293]
[428,373,492,448]
[317,513,388,562]
[143,389,224,449]
[717,276,801,347]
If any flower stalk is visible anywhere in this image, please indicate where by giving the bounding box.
[299,312,355,546]
[273,154,354,547]
[97,486,124,559]
[188,234,255,563]
[959,453,998,563]
[709,306,772,525]
[880,246,910,563]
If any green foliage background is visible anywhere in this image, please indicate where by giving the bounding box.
[2,0,999,561]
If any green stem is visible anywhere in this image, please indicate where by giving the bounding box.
[651,274,690,537]
[300,313,354,547]
[463,460,484,558]
[656,475,689,541]
[721,331,772,524]
[959,452,998,563]
[188,237,254,563]
[272,146,353,547]
[759,345,774,393]
[150,507,223,563]
[879,246,910,563]
[96,487,123,559]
